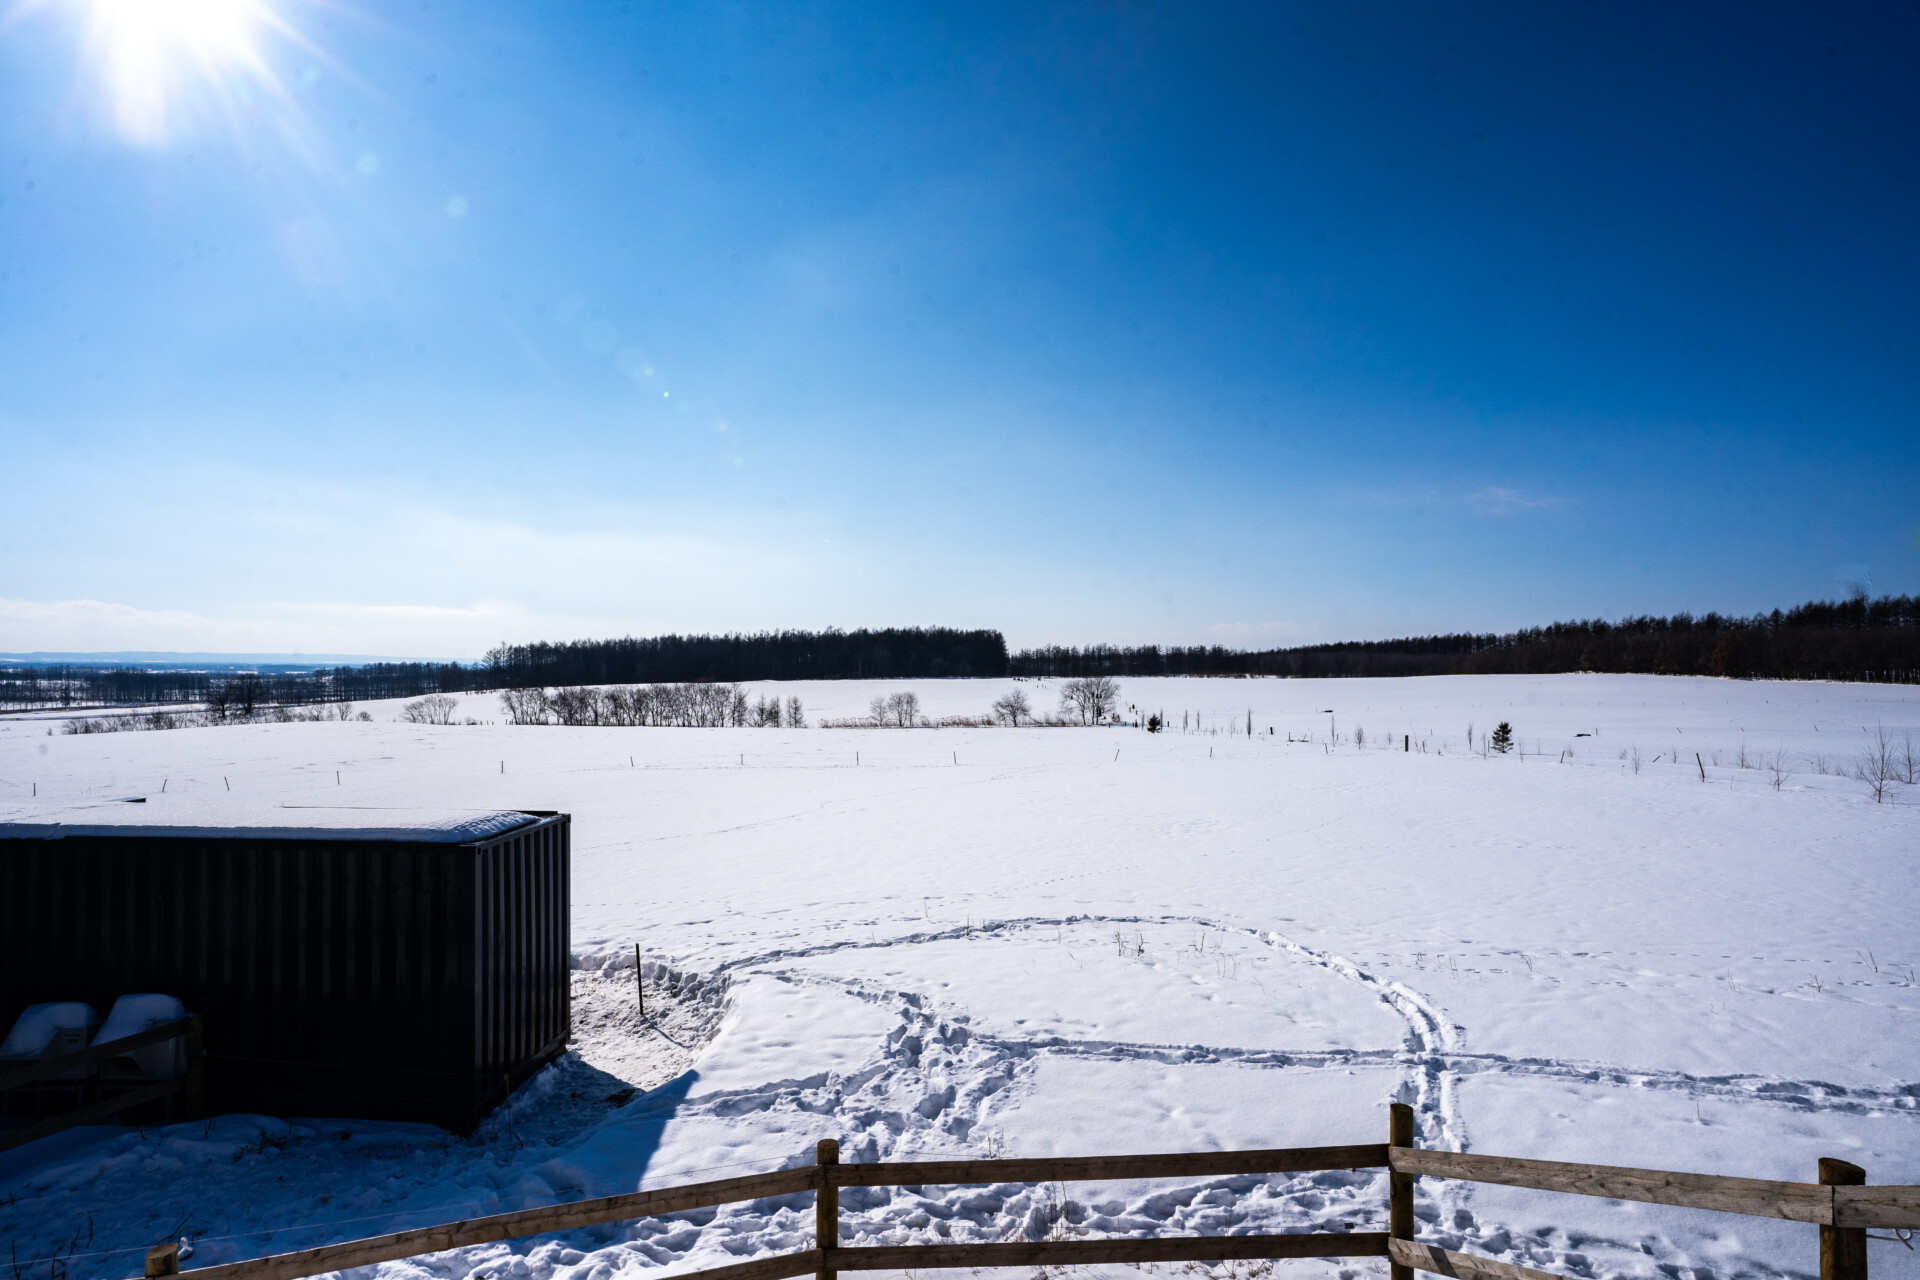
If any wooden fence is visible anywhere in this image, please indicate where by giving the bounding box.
[133,1102,1919,1280]
[0,1016,204,1156]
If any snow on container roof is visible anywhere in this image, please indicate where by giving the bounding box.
[0,804,542,844]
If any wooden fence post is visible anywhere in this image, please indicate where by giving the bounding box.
[1389,1103,1414,1280]
[817,1138,840,1280]
[144,1242,179,1278]
[1820,1158,1866,1280]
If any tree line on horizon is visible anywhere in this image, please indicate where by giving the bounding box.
[2,596,1915,712]
[1009,594,1920,683]
[474,626,1009,687]
[0,628,1011,710]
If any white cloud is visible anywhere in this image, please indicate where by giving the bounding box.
[274,601,507,620]
[1466,486,1559,515]
[0,594,514,658]
[0,493,858,656]
[1203,620,1310,646]
[1352,484,1562,515]
[0,596,212,646]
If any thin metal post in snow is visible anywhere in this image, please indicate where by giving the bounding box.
[636,943,645,1019]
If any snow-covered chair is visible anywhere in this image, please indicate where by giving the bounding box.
[0,1003,101,1119]
[96,994,190,1080]
[0,1002,101,1072]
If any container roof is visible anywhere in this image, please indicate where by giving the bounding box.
[0,804,544,844]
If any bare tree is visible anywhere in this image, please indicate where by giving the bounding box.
[991,688,1032,726]
[499,681,757,728]
[1854,725,1899,803]
[786,695,806,728]
[606,685,653,725]
[884,691,922,727]
[869,694,891,726]
[547,686,598,725]
[403,694,459,725]
[499,687,549,725]
[237,672,265,718]
[1059,676,1119,726]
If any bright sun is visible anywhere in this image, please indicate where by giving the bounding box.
[82,0,277,143]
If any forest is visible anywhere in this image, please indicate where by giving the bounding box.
[1009,594,1920,683]
[3,597,1915,713]
[0,628,1010,709]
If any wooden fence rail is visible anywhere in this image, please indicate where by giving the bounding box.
[0,1017,203,1093]
[152,1170,819,1280]
[1388,1147,1835,1223]
[826,1144,1391,1188]
[0,1016,204,1156]
[127,1103,1916,1280]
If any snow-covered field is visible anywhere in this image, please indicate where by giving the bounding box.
[2,674,1917,1280]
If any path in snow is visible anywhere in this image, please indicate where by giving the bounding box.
[2,675,1916,1280]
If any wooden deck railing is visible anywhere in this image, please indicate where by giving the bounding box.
[0,1016,204,1155]
[131,1103,1918,1280]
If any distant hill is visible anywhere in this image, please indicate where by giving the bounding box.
[1011,594,1920,685]
[0,628,1011,710]
[6,598,1916,714]
[0,651,427,667]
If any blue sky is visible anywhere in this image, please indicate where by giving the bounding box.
[1,2,1915,658]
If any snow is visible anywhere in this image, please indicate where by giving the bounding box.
[0,805,540,843]
[94,996,188,1046]
[0,674,1916,1280]
[95,995,190,1079]
[1,1003,101,1059]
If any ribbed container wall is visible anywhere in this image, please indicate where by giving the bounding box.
[0,814,569,1134]
[472,818,571,1120]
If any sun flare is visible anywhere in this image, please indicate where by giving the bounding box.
[81,0,280,143]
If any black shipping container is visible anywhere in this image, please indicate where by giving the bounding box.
[0,809,570,1135]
